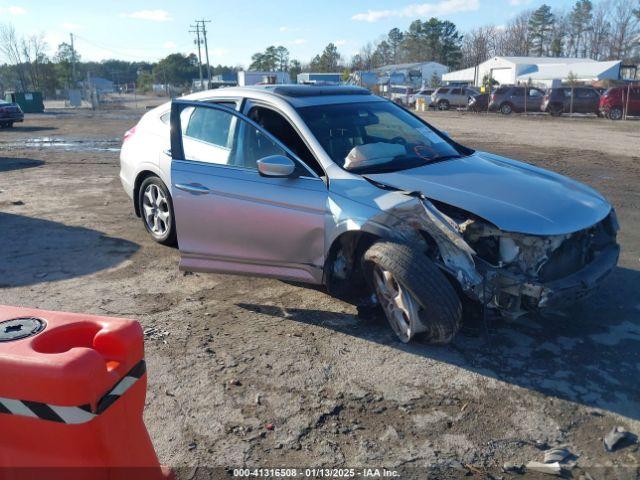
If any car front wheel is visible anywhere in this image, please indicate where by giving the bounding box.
[363,241,462,344]
[138,176,177,246]
[438,100,450,111]
[608,107,623,121]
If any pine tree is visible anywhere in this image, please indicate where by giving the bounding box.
[528,4,555,56]
[569,0,593,57]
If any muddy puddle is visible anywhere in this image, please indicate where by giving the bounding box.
[0,137,121,152]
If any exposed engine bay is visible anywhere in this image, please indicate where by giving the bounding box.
[428,199,620,317]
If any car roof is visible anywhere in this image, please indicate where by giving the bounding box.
[185,84,384,108]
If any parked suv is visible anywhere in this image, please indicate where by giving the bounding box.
[389,85,415,106]
[413,88,435,106]
[599,85,640,120]
[541,87,601,116]
[431,86,479,110]
[489,86,545,115]
[0,99,24,128]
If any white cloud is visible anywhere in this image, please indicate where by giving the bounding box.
[163,41,177,49]
[289,38,307,45]
[351,0,479,22]
[334,39,348,46]
[122,9,172,22]
[0,5,27,15]
[508,0,532,5]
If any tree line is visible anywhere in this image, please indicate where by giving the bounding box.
[1,0,638,96]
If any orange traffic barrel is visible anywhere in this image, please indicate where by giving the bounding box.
[0,305,172,480]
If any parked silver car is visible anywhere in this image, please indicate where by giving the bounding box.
[120,86,619,344]
[431,86,479,110]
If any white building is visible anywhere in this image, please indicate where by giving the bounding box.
[375,61,449,87]
[443,56,622,88]
[237,71,290,86]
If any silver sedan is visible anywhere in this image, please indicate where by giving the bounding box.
[120,85,619,343]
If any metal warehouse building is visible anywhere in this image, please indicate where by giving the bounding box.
[443,56,622,88]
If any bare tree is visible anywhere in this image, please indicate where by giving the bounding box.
[501,11,532,56]
[462,26,499,67]
[587,2,612,59]
[0,23,27,90]
[607,0,640,60]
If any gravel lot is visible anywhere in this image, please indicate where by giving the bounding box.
[1,106,639,479]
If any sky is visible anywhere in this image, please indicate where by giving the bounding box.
[0,0,579,66]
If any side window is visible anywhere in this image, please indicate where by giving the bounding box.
[450,88,462,95]
[576,88,594,98]
[512,88,525,97]
[185,107,233,147]
[438,88,449,94]
[180,105,288,170]
[247,106,323,176]
[528,88,543,97]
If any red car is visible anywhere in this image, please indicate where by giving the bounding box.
[599,85,640,120]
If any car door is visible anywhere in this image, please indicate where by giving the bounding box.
[449,88,463,106]
[169,100,328,284]
[526,87,544,111]
[627,87,640,115]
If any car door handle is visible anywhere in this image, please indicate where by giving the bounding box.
[175,183,210,195]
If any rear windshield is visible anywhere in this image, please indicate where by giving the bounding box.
[297,101,468,173]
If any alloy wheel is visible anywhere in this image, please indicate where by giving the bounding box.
[142,183,171,238]
[373,265,421,343]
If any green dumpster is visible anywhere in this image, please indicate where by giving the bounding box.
[4,91,45,113]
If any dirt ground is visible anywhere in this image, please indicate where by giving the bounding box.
[1,106,639,479]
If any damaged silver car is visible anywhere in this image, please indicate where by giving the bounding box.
[121,85,619,344]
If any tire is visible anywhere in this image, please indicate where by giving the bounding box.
[138,176,177,246]
[500,103,513,115]
[608,107,623,121]
[6,122,14,128]
[438,100,450,111]
[363,241,462,344]
[549,104,563,116]
[0,122,7,128]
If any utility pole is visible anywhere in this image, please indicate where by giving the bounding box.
[189,23,204,90]
[70,33,77,86]
[197,19,212,88]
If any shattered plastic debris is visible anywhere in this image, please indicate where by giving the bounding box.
[525,461,562,476]
[502,462,525,474]
[604,426,637,452]
[543,447,571,463]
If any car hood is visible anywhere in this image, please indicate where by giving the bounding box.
[365,151,611,235]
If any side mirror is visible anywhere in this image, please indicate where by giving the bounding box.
[256,155,297,178]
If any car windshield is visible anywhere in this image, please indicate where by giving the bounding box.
[296,101,467,173]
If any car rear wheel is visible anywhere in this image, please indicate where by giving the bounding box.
[438,100,450,111]
[363,241,462,344]
[138,176,177,246]
[549,104,564,116]
[500,103,513,115]
[608,107,623,121]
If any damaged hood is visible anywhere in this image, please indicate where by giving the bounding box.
[365,151,611,235]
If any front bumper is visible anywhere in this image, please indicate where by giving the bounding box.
[479,244,619,313]
[536,244,619,309]
[0,114,23,122]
